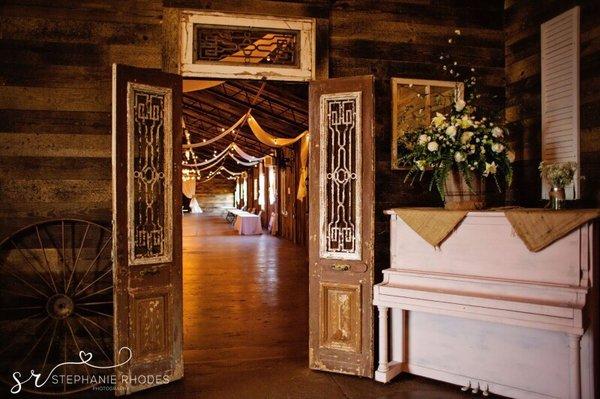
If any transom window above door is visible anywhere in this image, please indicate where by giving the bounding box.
[180,11,316,81]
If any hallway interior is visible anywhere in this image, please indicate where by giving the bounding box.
[133,214,471,398]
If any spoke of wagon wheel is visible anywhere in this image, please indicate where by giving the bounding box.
[0,287,43,300]
[16,317,52,369]
[78,301,113,306]
[10,239,56,294]
[78,305,113,319]
[62,221,67,293]
[63,328,68,393]
[74,268,112,298]
[1,263,51,299]
[76,317,111,362]
[66,223,90,294]
[0,305,44,311]
[0,312,45,357]
[71,237,111,295]
[35,225,59,293]
[76,285,112,302]
[41,319,59,375]
[75,312,111,336]
[65,318,90,377]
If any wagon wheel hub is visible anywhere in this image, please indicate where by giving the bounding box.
[46,294,74,320]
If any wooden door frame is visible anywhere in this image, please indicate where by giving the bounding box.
[161,7,329,80]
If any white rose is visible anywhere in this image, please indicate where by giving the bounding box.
[418,134,431,145]
[431,112,446,127]
[483,161,497,176]
[445,125,457,138]
[492,126,504,138]
[427,141,439,152]
[454,152,466,162]
[454,99,466,112]
[507,150,516,163]
[460,131,474,144]
[491,143,505,153]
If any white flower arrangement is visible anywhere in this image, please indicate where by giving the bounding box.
[539,161,577,188]
[397,100,514,199]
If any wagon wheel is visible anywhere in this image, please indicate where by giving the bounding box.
[0,219,114,395]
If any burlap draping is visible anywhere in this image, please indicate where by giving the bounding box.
[390,208,600,252]
[247,114,308,148]
[296,135,310,201]
[504,209,600,252]
[390,208,468,247]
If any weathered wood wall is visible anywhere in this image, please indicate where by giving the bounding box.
[195,178,235,215]
[0,0,165,239]
[504,0,600,206]
[3,1,596,259]
[327,0,506,276]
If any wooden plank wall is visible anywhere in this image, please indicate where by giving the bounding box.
[195,178,235,215]
[328,1,506,277]
[504,0,600,206]
[0,0,165,239]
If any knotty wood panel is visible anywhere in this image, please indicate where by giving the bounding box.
[328,1,505,284]
[0,0,164,239]
[504,0,599,206]
[195,179,235,215]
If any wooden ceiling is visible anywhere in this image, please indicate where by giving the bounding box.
[183,80,308,172]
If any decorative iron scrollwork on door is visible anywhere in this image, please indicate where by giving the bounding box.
[127,83,173,265]
[193,25,299,66]
[319,92,362,261]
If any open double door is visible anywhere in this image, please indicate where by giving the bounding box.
[111,64,375,395]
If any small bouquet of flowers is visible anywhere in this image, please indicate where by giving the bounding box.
[539,161,578,209]
[397,99,514,201]
[539,161,577,188]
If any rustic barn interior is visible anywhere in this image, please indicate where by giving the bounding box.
[0,0,599,398]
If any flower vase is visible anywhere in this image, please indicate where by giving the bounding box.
[549,187,566,210]
[443,170,486,210]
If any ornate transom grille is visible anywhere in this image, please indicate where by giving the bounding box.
[193,25,299,66]
[319,92,362,260]
[127,83,173,265]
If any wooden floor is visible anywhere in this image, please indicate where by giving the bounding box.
[132,214,471,398]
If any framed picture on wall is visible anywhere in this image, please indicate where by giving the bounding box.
[391,78,464,170]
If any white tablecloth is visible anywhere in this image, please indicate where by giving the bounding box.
[233,213,262,235]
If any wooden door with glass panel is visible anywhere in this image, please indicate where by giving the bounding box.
[112,64,183,396]
[308,76,375,377]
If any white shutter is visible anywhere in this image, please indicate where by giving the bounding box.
[541,6,580,199]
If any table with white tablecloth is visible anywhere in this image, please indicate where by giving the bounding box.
[231,210,262,235]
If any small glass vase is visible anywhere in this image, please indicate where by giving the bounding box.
[549,186,566,210]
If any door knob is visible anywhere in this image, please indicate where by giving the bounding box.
[331,264,350,271]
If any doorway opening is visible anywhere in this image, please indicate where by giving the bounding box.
[179,79,310,370]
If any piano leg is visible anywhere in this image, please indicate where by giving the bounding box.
[376,306,389,379]
[568,334,581,399]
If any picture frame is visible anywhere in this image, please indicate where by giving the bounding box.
[391,78,464,170]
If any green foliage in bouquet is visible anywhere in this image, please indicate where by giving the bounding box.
[397,100,514,200]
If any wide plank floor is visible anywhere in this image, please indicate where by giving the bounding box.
[133,214,470,398]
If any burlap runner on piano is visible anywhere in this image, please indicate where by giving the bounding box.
[390,208,600,251]
[390,208,468,247]
[504,208,600,252]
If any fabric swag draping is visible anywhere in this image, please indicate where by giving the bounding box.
[247,114,308,147]
[183,112,249,149]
